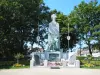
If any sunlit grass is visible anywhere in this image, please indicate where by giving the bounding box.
[81,65,100,69]
[0,65,30,69]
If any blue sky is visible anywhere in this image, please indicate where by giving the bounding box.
[44,0,100,15]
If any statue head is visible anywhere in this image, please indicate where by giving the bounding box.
[51,14,57,21]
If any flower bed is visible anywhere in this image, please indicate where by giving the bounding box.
[48,61,62,67]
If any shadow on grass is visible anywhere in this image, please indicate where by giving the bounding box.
[0,65,30,69]
[81,65,100,69]
[0,66,12,69]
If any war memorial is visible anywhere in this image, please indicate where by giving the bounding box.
[30,14,80,68]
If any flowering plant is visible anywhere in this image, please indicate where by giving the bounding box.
[13,63,23,67]
[84,63,94,67]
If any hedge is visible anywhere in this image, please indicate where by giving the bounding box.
[0,60,30,67]
[76,56,100,66]
[0,61,15,66]
[76,56,86,60]
[76,56,100,61]
[80,60,100,66]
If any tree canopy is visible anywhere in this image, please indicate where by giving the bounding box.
[0,0,100,58]
[69,1,100,55]
[0,0,50,57]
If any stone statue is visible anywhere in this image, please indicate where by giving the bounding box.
[48,14,59,51]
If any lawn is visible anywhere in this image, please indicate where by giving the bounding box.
[0,65,30,69]
[81,65,100,69]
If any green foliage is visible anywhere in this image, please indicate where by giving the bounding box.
[77,56,100,61]
[14,53,24,60]
[0,60,29,69]
[84,63,94,68]
[90,61,100,66]
[54,12,78,51]
[76,56,86,60]
[13,63,23,67]
[0,0,100,57]
[86,55,93,60]
[80,60,88,65]
[0,0,50,57]
[77,56,100,66]
[19,60,30,66]
[69,1,100,55]
[93,57,100,61]
[0,61,15,66]
[80,60,100,66]
[14,53,24,63]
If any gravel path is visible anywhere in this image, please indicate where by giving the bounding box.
[0,68,100,75]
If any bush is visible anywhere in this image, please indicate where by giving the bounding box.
[13,63,23,67]
[0,61,15,66]
[87,55,93,60]
[80,60,100,66]
[77,56,100,61]
[76,56,86,60]
[14,53,24,64]
[90,61,100,66]
[84,63,94,68]
[19,60,30,66]
[92,57,100,61]
[80,60,88,65]
[0,60,30,67]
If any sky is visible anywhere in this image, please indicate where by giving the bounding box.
[44,0,100,50]
[44,0,100,15]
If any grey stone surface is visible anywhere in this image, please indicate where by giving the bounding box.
[75,60,80,68]
[61,59,66,67]
[0,68,100,75]
[44,60,48,67]
[30,57,35,68]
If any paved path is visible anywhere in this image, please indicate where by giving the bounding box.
[0,68,100,75]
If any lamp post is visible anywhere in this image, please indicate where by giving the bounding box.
[37,16,41,65]
[79,35,82,56]
[67,22,70,60]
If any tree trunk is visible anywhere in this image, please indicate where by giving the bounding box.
[88,42,92,55]
[80,41,82,56]
[99,40,100,52]
[17,59,19,64]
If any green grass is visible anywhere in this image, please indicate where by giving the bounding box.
[0,65,30,69]
[81,65,100,69]
[10,65,30,69]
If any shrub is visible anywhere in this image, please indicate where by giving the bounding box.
[0,61,15,66]
[90,61,100,66]
[77,56,100,61]
[13,63,23,67]
[92,57,100,61]
[80,60,88,65]
[19,60,30,66]
[84,63,94,67]
[76,56,86,60]
[14,53,24,64]
[0,60,29,67]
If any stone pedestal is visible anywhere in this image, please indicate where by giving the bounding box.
[30,57,35,68]
[61,59,66,67]
[30,60,33,68]
[75,60,80,68]
[44,60,48,67]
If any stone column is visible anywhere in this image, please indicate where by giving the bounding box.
[75,60,80,68]
[44,60,48,67]
[30,57,35,68]
[61,59,66,67]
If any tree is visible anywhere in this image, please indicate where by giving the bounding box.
[14,53,24,64]
[69,1,100,55]
[55,11,78,52]
[0,0,50,58]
